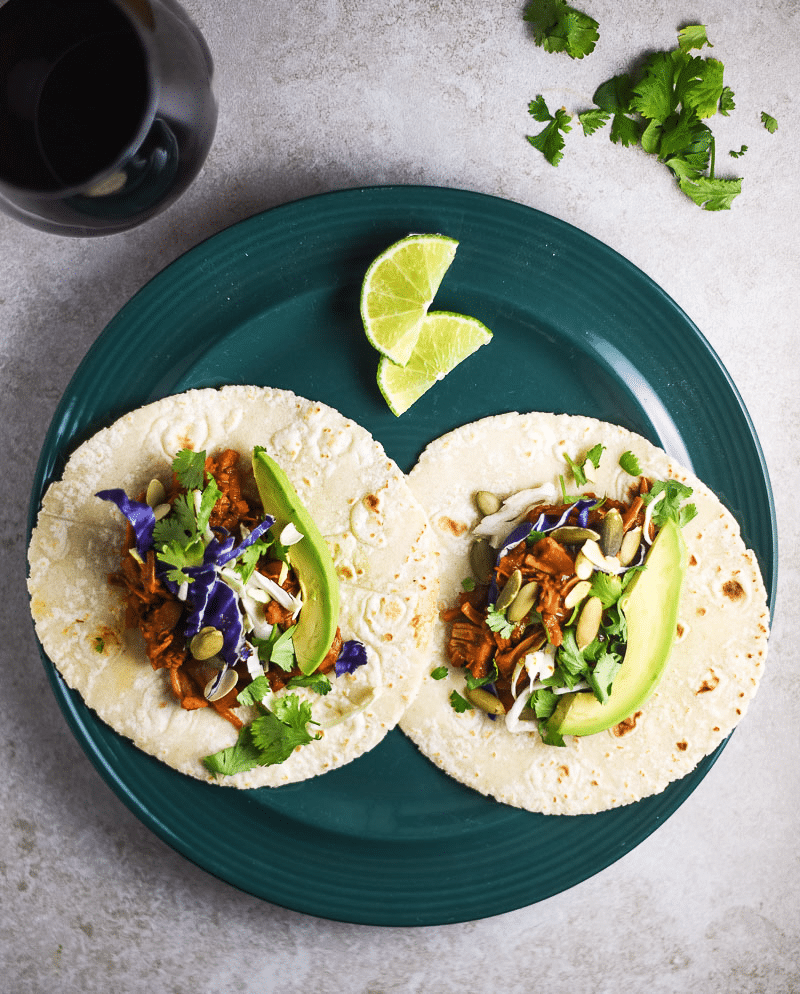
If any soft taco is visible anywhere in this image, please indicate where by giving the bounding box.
[27,385,438,787]
[398,411,770,814]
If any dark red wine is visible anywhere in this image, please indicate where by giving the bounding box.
[0,0,217,235]
[36,30,150,187]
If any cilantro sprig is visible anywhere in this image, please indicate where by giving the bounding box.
[525,22,773,210]
[523,0,599,60]
[527,95,572,167]
[203,686,320,776]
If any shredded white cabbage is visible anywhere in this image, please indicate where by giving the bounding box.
[472,484,557,548]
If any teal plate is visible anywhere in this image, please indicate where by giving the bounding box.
[28,186,776,926]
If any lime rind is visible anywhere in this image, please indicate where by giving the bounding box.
[360,234,458,365]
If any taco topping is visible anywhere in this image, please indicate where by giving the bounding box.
[442,451,697,746]
[98,447,367,775]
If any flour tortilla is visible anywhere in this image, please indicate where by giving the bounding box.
[399,411,770,815]
[28,386,438,788]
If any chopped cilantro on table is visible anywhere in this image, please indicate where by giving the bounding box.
[523,18,778,210]
[527,94,572,167]
[761,111,778,133]
[523,0,599,59]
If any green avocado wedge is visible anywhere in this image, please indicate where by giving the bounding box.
[544,516,687,738]
[252,447,340,675]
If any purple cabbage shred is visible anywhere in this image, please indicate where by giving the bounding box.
[335,640,368,676]
[96,489,155,558]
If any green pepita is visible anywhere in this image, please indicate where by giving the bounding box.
[600,508,624,557]
[574,550,594,580]
[507,580,540,623]
[204,667,238,702]
[475,490,502,517]
[618,525,643,566]
[496,568,522,611]
[576,595,603,649]
[550,525,600,545]
[564,579,592,610]
[465,686,506,715]
[145,478,166,508]
[469,537,495,583]
[190,626,225,661]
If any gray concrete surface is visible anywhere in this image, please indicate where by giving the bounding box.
[2,1,798,991]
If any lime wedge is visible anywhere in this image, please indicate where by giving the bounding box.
[376,311,493,416]
[360,233,459,366]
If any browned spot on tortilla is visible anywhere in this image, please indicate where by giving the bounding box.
[723,579,746,601]
[177,435,194,450]
[338,565,354,580]
[591,780,599,786]
[364,493,381,513]
[382,633,393,642]
[611,711,642,737]
[697,670,720,694]
[697,607,706,616]
[438,515,468,537]
[676,623,684,638]
[383,600,403,623]
[689,555,698,566]
[558,765,569,778]
[676,740,688,752]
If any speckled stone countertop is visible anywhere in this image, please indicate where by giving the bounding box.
[3,1,798,991]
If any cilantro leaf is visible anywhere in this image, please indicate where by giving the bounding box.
[431,666,448,680]
[250,695,320,764]
[287,673,332,695]
[586,649,623,703]
[530,687,558,720]
[578,108,611,136]
[589,571,622,609]
[585,443,605,469]
[449,690,473,713]
[719,86,736,116]
[557,628,588,677]
[564,451,588,486]
[679,175,742,211]
[619,451,641,476]
[761,111,778,133]
[677,24,713,52]
[237,675,271,707]
[253,625,297,672]
[729,144,748,159]
[642,479,696,527]
[172,449,207,490]
[202,726,265,776]
[523,0,599,59]
[527,95,573,166]
[485,604,515,639]
[235,535,273,584]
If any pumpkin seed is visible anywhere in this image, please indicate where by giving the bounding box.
[469,537,495,582]
[564,579,592,610]
[475,490,502,517]
[496,568,522,611]
[574,550,594,580]
[204,667,238,702]
[465,686,506,715]
[600,508,624,557]
[576,595,603,649]
[145,478,166,508]
[618,525,643,566]
[550,525,600,545]
[507,580,540,622]
[190,626,225,660]
[153,502,172,521]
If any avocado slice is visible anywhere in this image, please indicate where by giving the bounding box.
[252,447,339,675]
[544,516,687,738]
